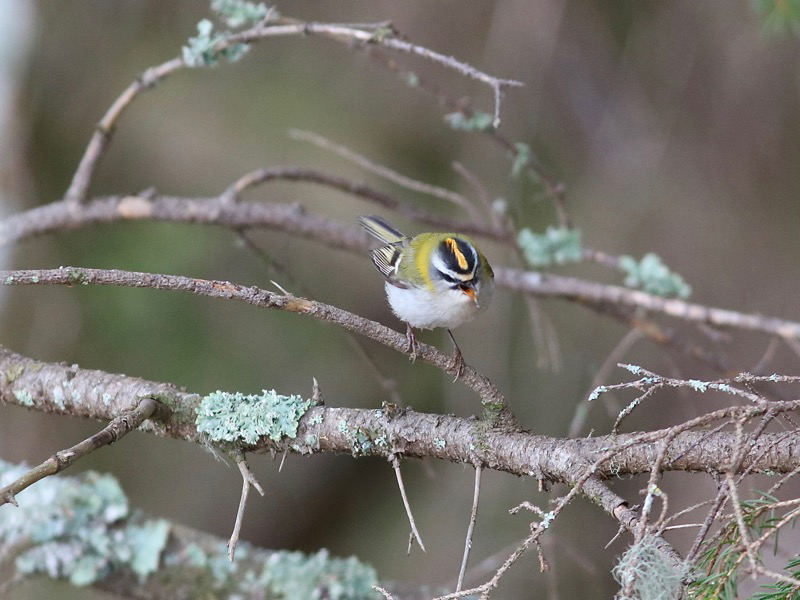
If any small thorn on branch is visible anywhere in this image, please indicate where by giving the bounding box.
[312,377,324,405]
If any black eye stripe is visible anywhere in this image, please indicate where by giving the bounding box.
[435,269,475,287]
[437,271,459,284]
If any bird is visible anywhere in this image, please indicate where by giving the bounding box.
[358,214,494,379]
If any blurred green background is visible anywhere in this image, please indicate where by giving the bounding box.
[2,1,800,598]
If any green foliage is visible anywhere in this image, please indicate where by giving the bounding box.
[613,534,689,600]
[211,0,270,28]
[195,389,312,445]
[444,111,495,133]
[690,494,789,599]
[517,226,582,267]
[0,460,169,586]
[753,0,800,37]
[262,549,379,600]
[619,253,692,299]
[753,556,800,599]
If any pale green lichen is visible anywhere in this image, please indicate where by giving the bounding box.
[588,385,608,402]
[13,389,34,406]
[511,142,532,178]
[262,549,378,600]
[444,110,495,132]
[182,19,249,67]
[0,460,168,586]
[1,460,381,595]
[613,534,688,600]
[211,0,270,28]
[517,226,582,267]
[619,253,691,299]
[52,386,66,409]
[689,380,707,392]
[195,389,312,445]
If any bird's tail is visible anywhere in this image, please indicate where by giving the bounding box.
[358,215,407,244]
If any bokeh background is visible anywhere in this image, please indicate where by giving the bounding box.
[2,1,800,598]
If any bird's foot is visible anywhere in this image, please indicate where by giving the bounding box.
[450,344,465,382]
[446,329,466,381]
[405,323,419,363]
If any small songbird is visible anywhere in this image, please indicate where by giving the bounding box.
[358,215,494,379]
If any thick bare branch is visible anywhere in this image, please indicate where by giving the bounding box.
[2,346,800,484]
[0,267,513,425]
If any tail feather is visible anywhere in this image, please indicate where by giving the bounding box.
[358,215,407,244]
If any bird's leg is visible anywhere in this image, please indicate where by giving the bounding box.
[447,329,465,381]
[405,322,419,362]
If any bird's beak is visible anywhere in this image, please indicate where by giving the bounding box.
[461,286,477,304]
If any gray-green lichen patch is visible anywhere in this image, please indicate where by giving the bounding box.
[13,389,34,406]
[0,460,169,586]
[262,549,378,600]
[195,389,312,445]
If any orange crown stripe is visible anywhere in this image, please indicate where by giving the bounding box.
[446,237,469,270]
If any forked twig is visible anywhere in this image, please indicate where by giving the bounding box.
[228,453,266,561]
[392,455,426,553]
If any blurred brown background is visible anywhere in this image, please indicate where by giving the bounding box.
[2,1,800,598]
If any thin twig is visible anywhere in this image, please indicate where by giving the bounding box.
[64,58,184,204]
[0,397,161,507]
[362,45,571,228]
[372,586,398,600]
[392,455,426,553]
[725,471,759,577]
[289,129,484,222]
[569,329,643,438]
[231,19,524,129]
[218,167,505,239]
[456,465,482,592]
[64,15,521,204]
[451,161,494,222]
[228,454,266,561]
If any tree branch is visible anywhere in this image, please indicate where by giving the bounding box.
[3,195,800,347]
[0,396,163,508]
[2,346,799,484]
[0,267,513,426]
